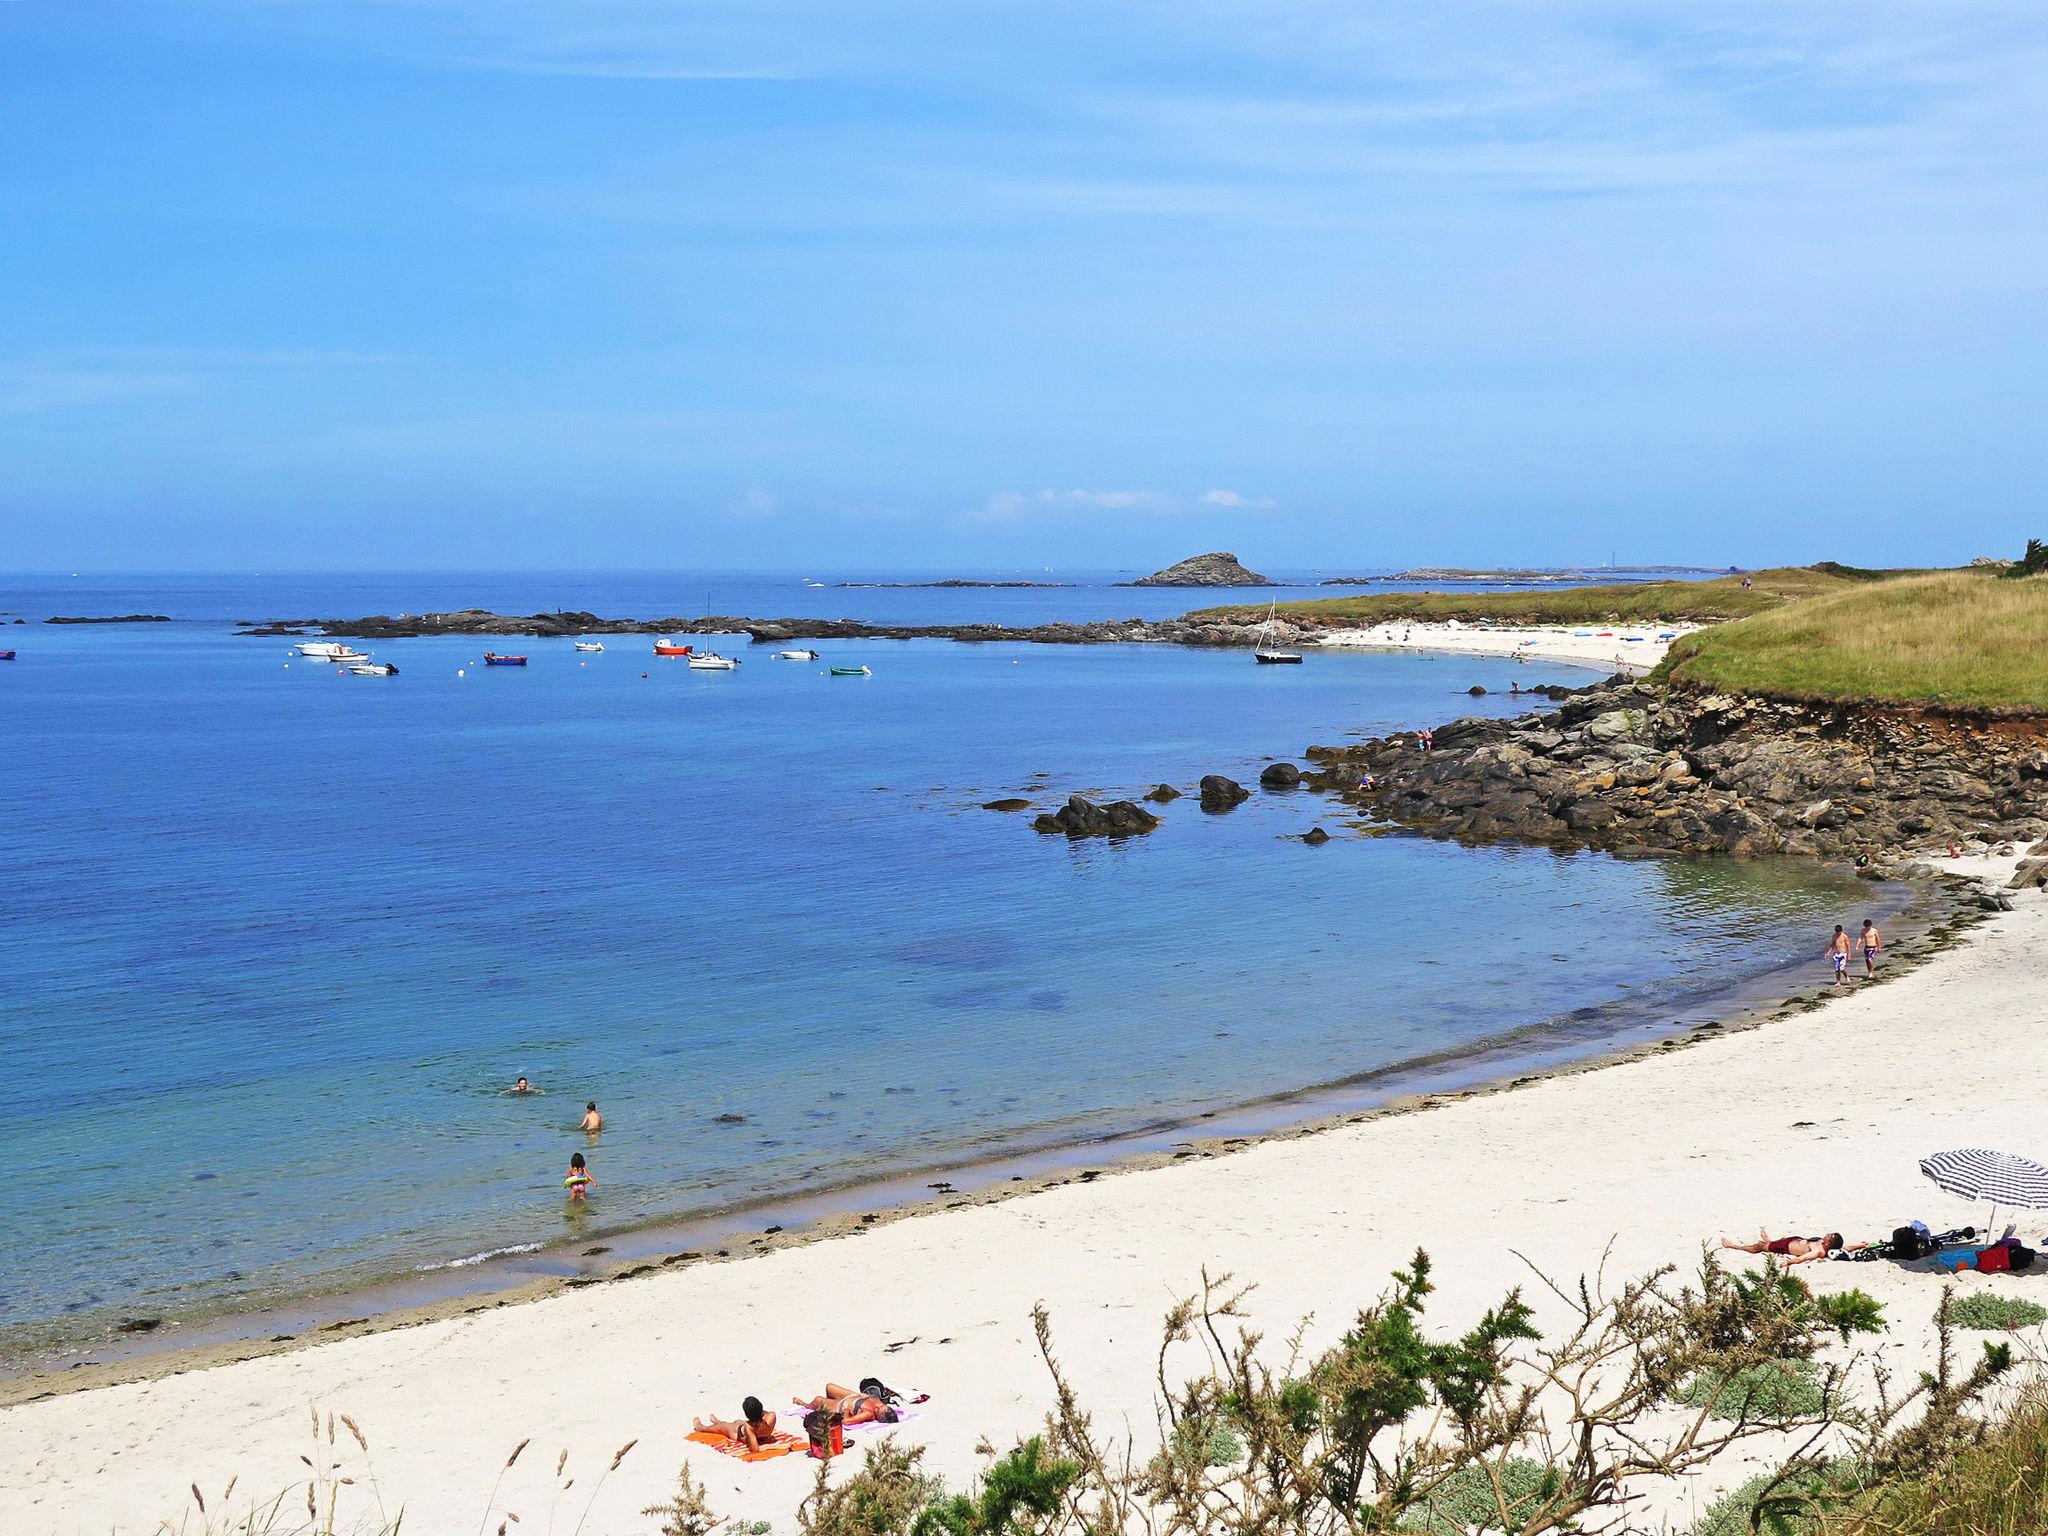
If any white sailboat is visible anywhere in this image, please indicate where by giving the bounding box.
[1253,601,1302,665]
[688,652,739,670]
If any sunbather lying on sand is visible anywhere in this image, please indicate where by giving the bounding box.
[793,1383,899,1425]
[694,1396,778,1452]
[1719,1229,1844,1266]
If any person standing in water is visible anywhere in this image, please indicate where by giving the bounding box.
[1825,925,1852,987]
[580,1101,603,1133]
[1860,919,1882,978]
[564,1152,594,1201]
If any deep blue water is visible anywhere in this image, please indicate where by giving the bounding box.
[0,573,1860,1365]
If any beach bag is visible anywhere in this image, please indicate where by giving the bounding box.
[859,1375,902,1405]
[1977,1244,2013,1273]
[1890,1223,1933,1261]
[805,1409,844,1460]
[2009,1244,2036,1272]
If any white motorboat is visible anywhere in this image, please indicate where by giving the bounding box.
[774,649,821,661]
[573,641,605,653]
[329,649,373,665]
[345,661,399,676]
[293,641,354,660]
[687,652,739,670]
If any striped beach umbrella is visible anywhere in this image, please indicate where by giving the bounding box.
[1919,1148,2048,1211]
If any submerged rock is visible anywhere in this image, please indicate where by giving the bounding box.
[1302,826,1331,845]
[981,798,1032,811]
[1143,783,1183,803]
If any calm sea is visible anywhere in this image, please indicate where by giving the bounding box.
[0,572,1866,1368]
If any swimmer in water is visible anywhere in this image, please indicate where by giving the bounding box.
[580,1101,603,1133]
[508,1077,540,1095]
[564,1151,593,1201]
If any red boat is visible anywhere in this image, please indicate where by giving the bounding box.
[482,653,528,667]
[652,639,694,656]
[0,650,14,661]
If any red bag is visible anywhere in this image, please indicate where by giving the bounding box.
[1976,1244,2012,1273]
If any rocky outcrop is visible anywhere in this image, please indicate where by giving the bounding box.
[982,798,1032,812]
[1031,795,1161,838]
[1305,680,2048,856]
[1199,775,1251,811]
[1260,762,1303,789]
[1302,827,1331,845]
[47,614,172,624]
[1143,784,1183,802]
[237,610,1280,649]
[1124,553,1273,588]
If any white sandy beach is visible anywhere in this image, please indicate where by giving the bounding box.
[4,861,2044,1535]
[1317,621,1699,675]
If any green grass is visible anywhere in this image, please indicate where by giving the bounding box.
[1399,1459,1558,1534]
[1656,570,2048,710]
[1191,565,1885,627]
[1677,1360,1827,1421]
[1946,1293,2048,1332]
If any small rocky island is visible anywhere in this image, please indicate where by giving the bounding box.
[1123,552,1274,588]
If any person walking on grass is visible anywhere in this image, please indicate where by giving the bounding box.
[1860,919,1882,979]
[1826,925,1852,987]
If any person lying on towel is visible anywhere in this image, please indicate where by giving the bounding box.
[694,1396,779,1452]
[793,1382,899,1425]
[1719,1230,1845,1266]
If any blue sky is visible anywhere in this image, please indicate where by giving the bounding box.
[2,1,2043,572]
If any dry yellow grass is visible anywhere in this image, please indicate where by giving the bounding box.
[1656,571,2048,711]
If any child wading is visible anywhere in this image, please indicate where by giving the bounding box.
[564,1151,594,1202]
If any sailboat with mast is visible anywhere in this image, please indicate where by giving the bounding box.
[1252,600,1303,664]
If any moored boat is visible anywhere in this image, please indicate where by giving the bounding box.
[687,652,739,670]
[1251,601,1303,664]
[829,665,871,677]
[573,641,605,653]
[774,649,821,660]
[652,639,694,656]
[345,661,399,676]
[0,650,14,661]
[293,641,354,660]
[482,653,528,667]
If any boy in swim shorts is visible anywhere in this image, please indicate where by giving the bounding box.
[1826,925,1852,986]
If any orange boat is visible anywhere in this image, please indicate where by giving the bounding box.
[652,639,694,656]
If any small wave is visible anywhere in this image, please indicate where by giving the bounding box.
[418,1242,544,1272]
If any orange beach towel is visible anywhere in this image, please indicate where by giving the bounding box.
[686,1428,804,1463]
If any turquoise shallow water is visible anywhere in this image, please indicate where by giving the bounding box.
[0,574,1868,1366]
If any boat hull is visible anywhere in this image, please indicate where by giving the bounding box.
[1254,653,1303,665]
[482,655,527,667]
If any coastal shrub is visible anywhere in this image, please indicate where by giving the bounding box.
[1689,1462,1851,1536]
[1677,1360,1827,1421]
[1947,1292,2048,1331]
[1396,1458,1555,1533]
[1999,537,2048,579]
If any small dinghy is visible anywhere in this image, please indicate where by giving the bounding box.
[0,650,15,661]
[345,661,399,676]
[652,639,694,656]
[482,653,528,667]
[688,652,739,670]
[774,649,821,661]
[830,665,871,677]
[573,641,605,653]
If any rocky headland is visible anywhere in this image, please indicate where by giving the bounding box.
[1122,552,1274,587]
[1305,678,2048,859]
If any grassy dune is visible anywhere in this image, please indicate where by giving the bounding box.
[1193,565,1880,627]
[1656,571,2048,711]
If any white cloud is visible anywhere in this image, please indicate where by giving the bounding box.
[975,487,1272,521]
[455,57,808,81]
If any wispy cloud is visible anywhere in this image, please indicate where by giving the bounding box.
[455,57,808,81]
[0,367,200,414]
[974,487,1272,521]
